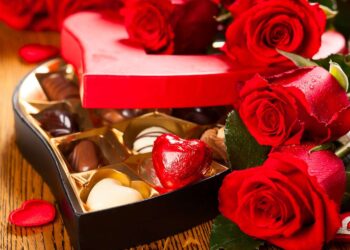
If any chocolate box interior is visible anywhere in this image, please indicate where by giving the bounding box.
[13,58,230,249]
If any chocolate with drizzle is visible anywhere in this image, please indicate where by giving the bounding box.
[38,72,79,101]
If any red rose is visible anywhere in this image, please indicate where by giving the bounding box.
[219,144,345,250]
[0,0,46,29]
[238,67,350,146]
[0,0,118,31]
[123,0,175,54]
[225,0,326,70]
[239,74,307,146]
[171,0,218,54]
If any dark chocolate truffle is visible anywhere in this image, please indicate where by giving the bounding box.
[68,140,102,172]
[33,104,79,137]
[38,73,79,101]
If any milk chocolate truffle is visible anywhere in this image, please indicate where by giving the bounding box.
[69,140,102,172]
[38,73,79,101]
[33,104,79,137]
[200,127,227,161]
[86,178,143,211]
[133,126,170,153]
[172,106,229,125]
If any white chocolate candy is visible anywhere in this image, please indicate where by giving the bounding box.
[86,178,142,211]
[133,126,169,153]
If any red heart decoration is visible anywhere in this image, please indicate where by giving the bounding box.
[19,44,60,64]
[8,199,56,227]
[152,134,212,190]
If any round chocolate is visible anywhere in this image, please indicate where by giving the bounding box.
[133,126,169,153]
[68,140,102,172]
[172,106,229,125]
[33,104,79,137]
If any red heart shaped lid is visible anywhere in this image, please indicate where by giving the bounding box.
[61,11,257,109]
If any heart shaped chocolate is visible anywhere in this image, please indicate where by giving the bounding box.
[152,134,212,190]
[9,200,56,227]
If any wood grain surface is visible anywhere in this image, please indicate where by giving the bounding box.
[0,22,349,250]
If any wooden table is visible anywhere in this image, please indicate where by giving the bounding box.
[0,22,349,250]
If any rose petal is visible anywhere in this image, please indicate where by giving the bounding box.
[19,44,60,64]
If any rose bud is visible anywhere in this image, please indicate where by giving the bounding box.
[219,144,345,250]
[46,0,120,30]
[0,0,118,31]
[0,0,46,30]
[238,66,350,146]
[225,0,326,71]
[267,66,350,143]
[171,0,219,54]
[123,0,175,54]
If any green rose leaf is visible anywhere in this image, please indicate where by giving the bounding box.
[224,111,270,169]
[319,5,338,19]
[309,143,336,153]
[315,54,350,92]
[210,215,264,250]
[314,54,350,74]
[329,61,349,91]
[276,49,318,67]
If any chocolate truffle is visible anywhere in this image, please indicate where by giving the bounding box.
[86,178,143,211]
[172,106,229,125]
[69,140,102,172]
[39,73,79,101]
[33,104,79,137]
[133,126,170,153]
[200,127,227,161]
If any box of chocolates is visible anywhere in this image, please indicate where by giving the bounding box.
[13,58,230,249]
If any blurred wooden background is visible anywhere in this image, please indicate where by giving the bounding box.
[0,22,349,250]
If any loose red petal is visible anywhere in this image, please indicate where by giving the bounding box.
[18,44,60,64]
[9,199,56,227]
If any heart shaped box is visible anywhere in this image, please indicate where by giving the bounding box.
[13,59,229,250]
[60,11,256,109]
